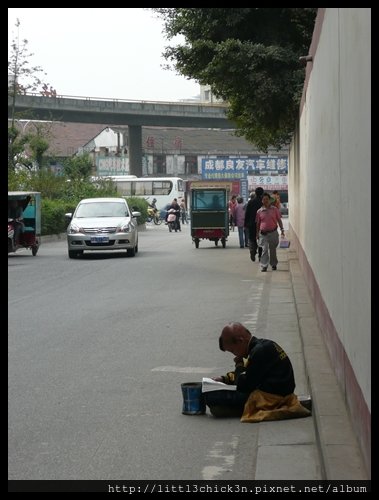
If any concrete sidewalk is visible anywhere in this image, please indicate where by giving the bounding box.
[250,244,368,480]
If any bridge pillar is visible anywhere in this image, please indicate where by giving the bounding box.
[128,125,142,177]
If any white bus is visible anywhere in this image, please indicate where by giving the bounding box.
[98,176,185,212]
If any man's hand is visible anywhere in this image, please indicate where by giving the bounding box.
[211,376,224,382]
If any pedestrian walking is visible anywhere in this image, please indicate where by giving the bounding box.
[256,192,285,272]
[232,196,246,248]
[180,198,187,224]
[244,187,264,262]
[271,190,281,210]
[228,195,237,231]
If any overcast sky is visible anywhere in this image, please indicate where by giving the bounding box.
[8,8,200,102]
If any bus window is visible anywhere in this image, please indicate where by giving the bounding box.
[135,181,152,196]
[153,181,172,196]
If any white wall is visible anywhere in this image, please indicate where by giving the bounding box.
[291,8,371,409]
[93,128,126,150]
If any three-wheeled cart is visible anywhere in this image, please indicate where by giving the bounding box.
[8,191,41,256]
[190,187,229,248]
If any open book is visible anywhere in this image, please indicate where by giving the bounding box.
[201,377,237,393]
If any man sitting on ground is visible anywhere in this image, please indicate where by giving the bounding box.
[204,322,311,421]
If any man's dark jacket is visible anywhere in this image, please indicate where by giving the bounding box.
[244,195,263,228]
[224,337,296,397]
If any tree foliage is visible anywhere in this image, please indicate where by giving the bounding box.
[8,19,57,172]
[8,125,31,172]
[63,153,94,180]
[152,8,317,151]
[8,121,53,172]
[8,19,55,122]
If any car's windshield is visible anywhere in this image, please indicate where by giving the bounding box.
[75,202,128,218]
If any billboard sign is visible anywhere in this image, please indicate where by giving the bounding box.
[201,156,288,180]
[97,156,129,176]
[248,175,288,191]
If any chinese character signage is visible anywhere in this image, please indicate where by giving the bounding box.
[201,156,288,180]
[97,156,129,175]
[248,175,288,191]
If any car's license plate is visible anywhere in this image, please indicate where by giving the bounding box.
[90,236,109,243]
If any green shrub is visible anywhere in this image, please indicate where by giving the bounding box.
[41,199,73,235]
[125,196,149,225]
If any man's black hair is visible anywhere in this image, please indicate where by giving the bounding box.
[218,336,225,351]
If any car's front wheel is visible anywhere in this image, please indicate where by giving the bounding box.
[127,247,135,257]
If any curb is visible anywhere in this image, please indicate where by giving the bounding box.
[40,233,67,243]
[288,254,368,480]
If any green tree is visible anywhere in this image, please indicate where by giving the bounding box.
[8,19,56,172]
[152,8,317,151]
[8,121,53,172]
[28,132,50,170]
[63,153,94,180]
[8,19,55,124]
[8,125,32,171]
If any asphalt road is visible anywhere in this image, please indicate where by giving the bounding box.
[8,221,287,480]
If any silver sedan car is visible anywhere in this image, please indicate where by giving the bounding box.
[66,197,140,259]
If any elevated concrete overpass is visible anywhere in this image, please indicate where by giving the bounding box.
[9,94,233,175]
